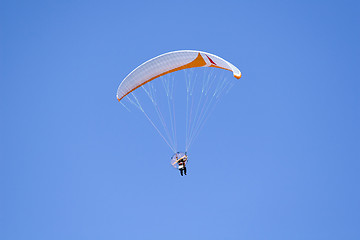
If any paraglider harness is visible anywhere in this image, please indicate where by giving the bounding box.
[173,153,188,176]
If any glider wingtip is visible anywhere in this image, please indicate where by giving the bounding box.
[234,72,242,79]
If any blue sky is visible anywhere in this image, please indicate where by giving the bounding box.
[1,0,359,239]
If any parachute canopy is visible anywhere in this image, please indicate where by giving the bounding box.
[117,50,242,153]
[117,50,241,101]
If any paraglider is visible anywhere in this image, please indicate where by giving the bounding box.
[116,50,241,175]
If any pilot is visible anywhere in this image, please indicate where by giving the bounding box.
[177,154,188,176]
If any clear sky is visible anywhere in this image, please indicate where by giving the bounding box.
[1,0,359,239]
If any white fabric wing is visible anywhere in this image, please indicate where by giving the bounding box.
[117,50,241,101]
